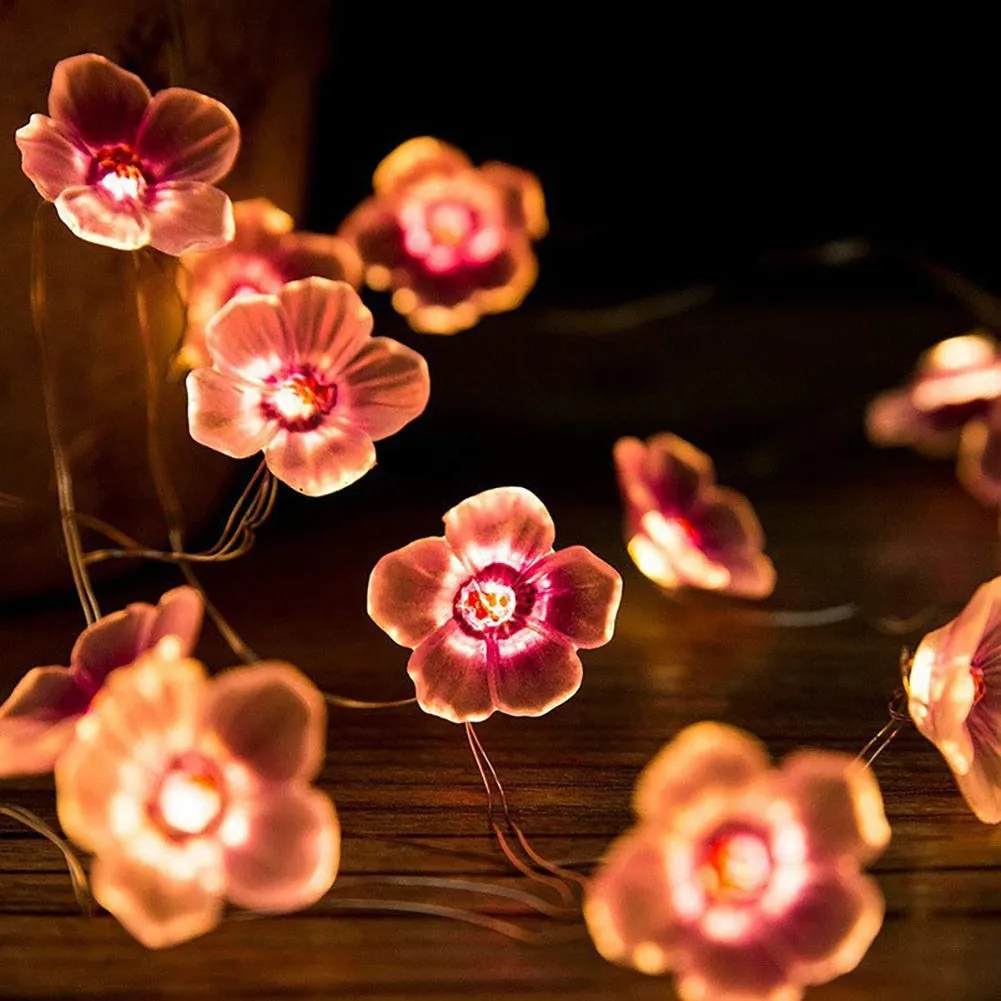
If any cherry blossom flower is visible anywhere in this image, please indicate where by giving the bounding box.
[585,722,890,1001]
[907,575,1001,822]
[367,487,622,723]
[178,198,363,369]
[338,137,547,334]
[55,641,338,948]
[0,587,202,778]
[186,277,430,496]
[614,434,776,599]
[15,53,239,254]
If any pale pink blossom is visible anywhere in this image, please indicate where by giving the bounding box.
[614,434,776,599]
[55,642,338,948]
[585,722,890,1001]
[907,575,1001,822]
[339,137,547,334]
[178,198,363,369]
[367,487,622,723]
[186,277,430,496]
[0,587,202,777]
[15,53,239,254]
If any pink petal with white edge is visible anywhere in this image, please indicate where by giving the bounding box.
[443,487,556,573]
[263,421,376,497]
[277,278,373,372]
[491,621,583,717]
[526,545,622,650]
[147,180,235,256]
[148,586,205,654]
[48,54,151,149]
[952,738,1001,824]
[338,336,431,441]
[91,854,223,949]
[224,787,339,912]
[633,722,770,825]
[205,293,292,380]
[136,87,240,183]
[407,621,494,723]
[206,662,326,783]
[367,537,467,648]
[15,115,89,200]
[186,368,278,459]
[70,603,158,689]
[776,752,890,865]
[585,829,686,974]
[679,936,792,1001]
[613,437,661,520]
[55,184,150,250]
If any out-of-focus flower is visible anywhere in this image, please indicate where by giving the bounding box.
[178,198,363,369]
[585,722,889,1001]
[0,587,202,777]
[614,434,776,600]
[56,642,338,948]
[186,277,429,496]
[338,137,547,334]
[367,487,622,723]
[907,575,1001,822]
[15,53,239,254]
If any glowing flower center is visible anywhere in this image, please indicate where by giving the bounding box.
[270,372,337,426]
[157,765,223,837]
[427,201,474,247]
[93,144,147,203]
[458,579,518,631]
[698,830,773,904]
[972,665,987,705]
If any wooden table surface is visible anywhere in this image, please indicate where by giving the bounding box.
[3,449,1001,1000]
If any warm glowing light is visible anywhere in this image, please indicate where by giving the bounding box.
[928,333,996,372]
[427,201,473,246]
[158,768,223,836]
[629,512,730,592]
[699,830,773,903]
[266,371,337,428]
[912,369,1001,411]
[93,144,147,203]
[457,578,517,631]
[99,169,145,202]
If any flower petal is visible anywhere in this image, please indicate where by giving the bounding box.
[865,388,927,448]
[491,622,583,717]
[372,136,471,196]
[149,587,205,655]
[407,621,493,723]
[953,736,1001,824]
[585,829,685,974]
[186,367,278,458]
[645,433,716,514]
[70,603,158,688]
[479,161,548,239]
[633,722,770,825]
[277,277,373,373]
[698,488,766,559]
[263,420,376,497]
[54,184,151,250]
[231,197,294,249]
[91,854,223,949]
[277,232,363,288]
[147,180,235,256]
[136,87,240,184]
[337,199,404,284]
[48,54,151,148]
[367,537,466,648]
[776,752,890,865]
[958,411,1001,507]
[679,936,792,1001]
[224,787,339,912]
[443,486,555,573]
[719,549,778,600]
[337,336,430,441]
[525,545,623,650]
[206,662,326,783]
[204,292,291,380]
[15,115,90,200]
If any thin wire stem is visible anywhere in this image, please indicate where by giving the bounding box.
[857,687,910,768]
[323,694,417,710]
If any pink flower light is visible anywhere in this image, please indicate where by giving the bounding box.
[907,575,1001,822]
[339,137,547,334]
[0,587,202,777]
[15,53,240,254]
[186,277,430,496]
[614,434,776,599]
[178,198,363,369]
[55,642,338,948]
[367,487,622,723]
[585,722,890,1001]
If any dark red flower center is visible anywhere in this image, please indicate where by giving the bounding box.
[261,367,338,433]
[697,825,774,905]
[453,563,536,637]
[972,665,987,705]
[148,753,226,841]
[400,196,503,275]
[89,144,150,203]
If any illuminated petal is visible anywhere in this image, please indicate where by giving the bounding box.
[776,752,890,864]
[372,136,471,196]
[479,161,548,239]
[147,180,235,256]
[613,436,661,523]
[645,434,715,515]
[443,486,556,572]
[277,278,373,373]
[224,787,339,912]
[48,54,150,148]
[206,662,326,783]
[148,587,205,655]
[958,411,1001,507]
[952,737,1001,824]
[337,198,404,281]
[698,489,765,558]
[367,537,466,648]
[278,232,363,288]
[186,367,278,458]
[71,603,158,688]
[337,336,430,441]
[54,184,150,250]
[491,622,582,717]
[719,550,778,600]
[407,621,493,723]
[91,854,222,949]
[263,420,376,496]
[585,829,685,974]
[865,389,929,448]
[14,115,89,200]
[204,292,290,379]
[526,546,622,649]
[679,937,792,1001]
[231,197,295,249]
[634,722,770,825]
[136,88,240,184]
